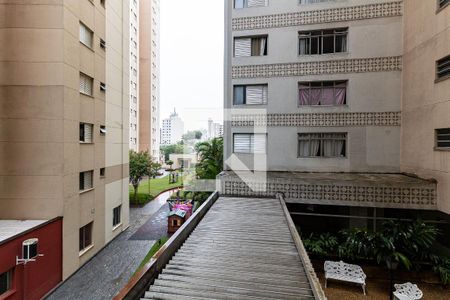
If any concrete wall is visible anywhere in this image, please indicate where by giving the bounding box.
[225,0,403,173]
[401,1,450,214]
[0,0,129,280]
[105,0,130,244]
[139,0,160,158]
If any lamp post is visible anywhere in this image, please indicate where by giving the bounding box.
[386,257,398,300]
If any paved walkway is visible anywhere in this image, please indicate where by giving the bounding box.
[47,191,174,300]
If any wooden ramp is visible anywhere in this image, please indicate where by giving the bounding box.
[142,197,319,300]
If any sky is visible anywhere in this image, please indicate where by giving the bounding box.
[160,0,224,132]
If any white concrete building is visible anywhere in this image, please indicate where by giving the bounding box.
[161,110,185,145]
[222,0,449,225]
[129,0,140,151]
[208,119,224,139]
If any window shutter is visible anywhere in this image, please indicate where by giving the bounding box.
[80,73,93,96]
[234,38,251,57]
[84,124,93,143]
[252,134,266,154]
[79,74,86,94]
[233,134,251,153]
[246,85,267,105]
[83,171,93,190]
[80,23,93,48]
[247,0,267,7]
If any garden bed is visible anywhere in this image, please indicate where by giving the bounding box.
[312,259,449,299]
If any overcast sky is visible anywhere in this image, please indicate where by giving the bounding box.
[160,0,224,132]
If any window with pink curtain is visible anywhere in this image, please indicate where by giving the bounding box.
[299,81,347,106]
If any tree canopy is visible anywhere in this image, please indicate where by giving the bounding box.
[195,137,223,180]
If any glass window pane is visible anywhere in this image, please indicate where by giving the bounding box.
[233,86,245,105]
[234,0,245,8]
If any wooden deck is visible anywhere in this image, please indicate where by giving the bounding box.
[142,197,320,300]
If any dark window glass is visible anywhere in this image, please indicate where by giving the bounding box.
[436,55,450,80]
[0,270,12,295]
[299,28,348,55]
[79,223,93,251]
[436,128,450,149]
[113,206,121,227]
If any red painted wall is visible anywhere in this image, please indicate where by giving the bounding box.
[0,218,62,300]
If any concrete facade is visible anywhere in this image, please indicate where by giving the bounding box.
[225,0,403,174]
[223,0,447,213]
[401,1,450,214]
[129,0,140,151]
[139,0,160,158]
[161,110,185,145]
[0,0,129,280]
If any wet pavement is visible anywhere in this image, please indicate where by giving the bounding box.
[46,190,175,300]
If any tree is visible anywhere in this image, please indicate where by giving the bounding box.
[182,130,203,141]
[129,150,151,202]
[160,143,185,162]
[166,160,174,169]
[195,137,223,179]
[148,159,162,179]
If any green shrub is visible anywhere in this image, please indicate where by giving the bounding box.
[303,233,338,257]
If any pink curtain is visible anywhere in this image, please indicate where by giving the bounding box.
[334,87,346,105]
[320,87,335,105]
[299,86,310,105]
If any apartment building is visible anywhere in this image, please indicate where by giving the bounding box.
[161,110,185,145]
[0,0,130,287]
[130,0,140,151]
[223,0,449,227]
[139,0,161,158]
[208,118,224,139]
[401,1,450,214]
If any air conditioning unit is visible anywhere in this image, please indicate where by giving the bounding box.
[16,238,43,265]
[23,238,38,260]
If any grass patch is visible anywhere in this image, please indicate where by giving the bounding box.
[129,175,184,205]
[135,236,169,274]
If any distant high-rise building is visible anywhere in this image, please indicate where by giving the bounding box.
[138,0,160,158]
[0,0,130,291]
[161,110,185,145]
[208,119,224,139]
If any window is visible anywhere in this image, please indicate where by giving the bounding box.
[234,36,268,57]
[436,128,450,149]
[79,73,94,96]
[0,269,12,296]
[436,55,450,81]
[233,133,267,154]
[299,28,347,55]
[79,123,93,143]
[234,84,268,105]
[79,222,93,252]
[79,22,93,48]
[100,168,105,177]
[299,81,347,106]
[113,206,121,227]
[298,133,346,157]
[79,170,94,191]
[300,0,336,4]
[234,0,268,8]
[438,0,449,9]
